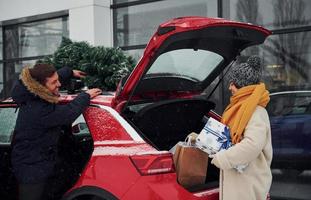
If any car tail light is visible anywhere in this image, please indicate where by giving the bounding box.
[130,153,175,175]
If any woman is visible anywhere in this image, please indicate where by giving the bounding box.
[211,56,273,200]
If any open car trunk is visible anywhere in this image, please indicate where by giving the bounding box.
[123,96,220,191]
[123,97,215,150]
[118,17,271,192]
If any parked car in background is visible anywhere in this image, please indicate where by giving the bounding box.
[0,17,270,200]
[267,90,311,174]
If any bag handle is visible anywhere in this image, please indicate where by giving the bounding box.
[185,132,198,146]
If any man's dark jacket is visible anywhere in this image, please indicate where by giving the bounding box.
[11,67,90,184]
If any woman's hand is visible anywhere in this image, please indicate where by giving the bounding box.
[73,70,87,78]
[85,88,102,99]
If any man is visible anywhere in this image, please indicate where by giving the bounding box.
[11,63,102,200]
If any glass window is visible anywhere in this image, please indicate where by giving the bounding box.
[0,27,2,60]
[0,107,18,144]
[2,16,68,99]
[225,0,311,30]
[0,63,3,98]
[1,60,37,99]
[72,115,90,136]
[113,0,138,3]
[114,0,218,46]
[4,17,68,59]
[240,31,311,91]
[147,49,223,82]
[124,49,144,63]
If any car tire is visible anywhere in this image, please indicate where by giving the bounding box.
[72,195,106,200]
[62,186,118,200]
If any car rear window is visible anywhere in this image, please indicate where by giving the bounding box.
[148,49,224,82]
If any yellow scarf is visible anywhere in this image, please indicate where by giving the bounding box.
[221,83,270,144]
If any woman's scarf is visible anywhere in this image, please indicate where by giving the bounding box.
[221,83,270,144]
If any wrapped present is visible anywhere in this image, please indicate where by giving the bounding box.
[196,117,231,155]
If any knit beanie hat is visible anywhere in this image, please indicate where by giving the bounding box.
[228,56,262,88]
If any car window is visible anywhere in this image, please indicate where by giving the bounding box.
[0,107,18,144]
[268,92,311,116]
[72,114,90,136]
[148,49,224,82]
[295,93,311,114]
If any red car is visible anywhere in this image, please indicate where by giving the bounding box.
[0,17,270,200]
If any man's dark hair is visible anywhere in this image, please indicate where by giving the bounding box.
[29,63,57,85]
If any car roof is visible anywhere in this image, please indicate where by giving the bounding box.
[270,90,311,96]
[0,93,116,107]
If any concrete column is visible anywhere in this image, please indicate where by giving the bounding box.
[69,0,112,47]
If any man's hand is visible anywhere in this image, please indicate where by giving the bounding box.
[209,154,215,159]
[73,70,87,78]
[85,88,102,99]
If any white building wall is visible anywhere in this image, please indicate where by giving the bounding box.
[0,0,113,47]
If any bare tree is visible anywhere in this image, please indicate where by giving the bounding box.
[236,0,262,55]
[267,0,310,86]
[236,0,262,24]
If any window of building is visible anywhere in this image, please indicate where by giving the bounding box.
[0,64,3,94]
[113,0,218,53]
[0,27,2,60]
[114,0,143,3]
[0,27,3,93]
[240,31,311,92]
[225,0,311,30]
[123,48,144,62]
[0,16,68,99]
[4,18,68,59]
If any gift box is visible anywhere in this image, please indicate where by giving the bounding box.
[196,117,231,155]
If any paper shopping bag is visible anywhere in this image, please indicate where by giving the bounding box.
[173,143,208,189]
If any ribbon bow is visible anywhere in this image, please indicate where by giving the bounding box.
[217,126,231,150]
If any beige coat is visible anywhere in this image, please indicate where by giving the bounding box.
[211,106,273,200]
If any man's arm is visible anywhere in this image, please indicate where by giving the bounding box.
[39,92,90,127]
[39,88,102,128]
[211,108,269,170]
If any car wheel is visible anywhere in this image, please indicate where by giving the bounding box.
[71,195,105,200]
[62,186,118,200]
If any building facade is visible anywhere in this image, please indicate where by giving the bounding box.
[0,0,112,97]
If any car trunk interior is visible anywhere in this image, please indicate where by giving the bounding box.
[122,96,220,191]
